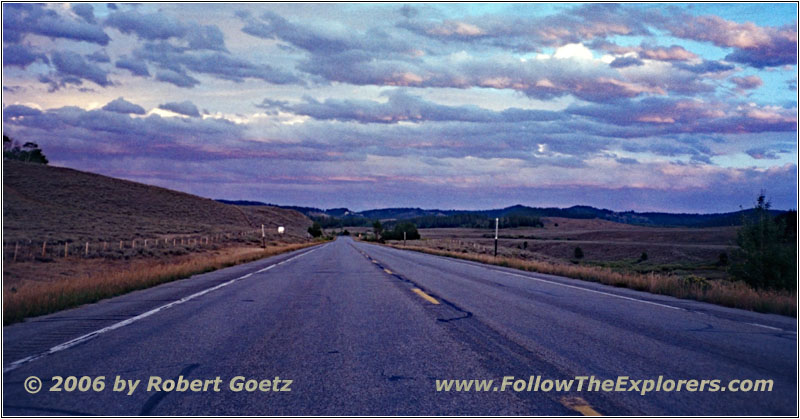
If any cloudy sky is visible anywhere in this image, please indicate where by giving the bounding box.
[2,3,797,212]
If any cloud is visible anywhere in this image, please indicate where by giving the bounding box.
[674,60,735,74]
[105,10,229,52]
[569,97,797,136]
[71,3,96,24]
[155,69,199,88]
[662,14,796,68]
[115,56,150,77]
[399,3,653,50]
[746,147,780,160]
[730,75,763,90]
[258,90,561,124]
[86,50,110,63]
[50,50,111,87]
[3,3,110,45]
[159,100,201,117]
[3,44,49,68]
[105,10,188,40]
[131,41,301,86]
[3,104,43,118]
[187,25,227,51]
[610,56,644,68]
[102,97,146,115]
[3,104,248,161]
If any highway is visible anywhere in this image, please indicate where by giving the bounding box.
[3,237,796,415]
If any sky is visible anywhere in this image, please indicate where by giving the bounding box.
[2,3,798,213]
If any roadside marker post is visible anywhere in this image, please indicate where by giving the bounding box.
[404,231,407,246]
[261,224,266,248]
[494,217,499,257]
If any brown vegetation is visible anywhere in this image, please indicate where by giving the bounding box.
[3,160,317,324]
[387,245,795,317]
[4,243,320,325]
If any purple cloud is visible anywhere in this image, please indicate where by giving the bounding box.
[50,50,111,87]
[3,44,49,68]
[258,90,561,124]
[155,69,199,88]
[102,97,146,115]
[662,14,796,68]
[159,100,200,117]
[71,4,96,24]
[115,56,150,77]
[610,56,644,68]
[730,75,763,90]
[3,3,110,45]
[105,10,188,40]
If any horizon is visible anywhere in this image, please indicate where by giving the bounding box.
[3,3,798,213]
[219,196,797,215]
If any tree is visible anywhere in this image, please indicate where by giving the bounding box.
[639,251,648,262]
[729,193,796,291]
[382,222,420,241]
[3,135,48,164]
[307,222,323,238]
[372,220,383,240]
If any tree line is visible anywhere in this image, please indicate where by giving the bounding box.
[3,135,48,164]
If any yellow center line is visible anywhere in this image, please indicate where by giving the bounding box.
[560,396,602,416]
[412,288,440,305]
[384,268,393,274]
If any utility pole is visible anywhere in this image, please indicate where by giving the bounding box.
[494,217,499,257]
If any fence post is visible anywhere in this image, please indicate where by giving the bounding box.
[13,242,19,262]
[144,239,148,248]
[85,242,89,257]
[64,242,68,258]
[120,240,123,250]
[42,241,47,258]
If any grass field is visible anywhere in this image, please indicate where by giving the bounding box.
[4,242,323,325]
[3,160,316,323]
[369,218,795,316]
[410,217,738,280]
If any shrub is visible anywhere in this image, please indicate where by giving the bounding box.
[307,222,323,238]
[574,246,584,259]
[639,251,648,262]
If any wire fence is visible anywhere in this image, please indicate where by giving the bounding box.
[3,227,290,263]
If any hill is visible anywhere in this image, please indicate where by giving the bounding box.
[3,161,311,243]
[221,200,786,229]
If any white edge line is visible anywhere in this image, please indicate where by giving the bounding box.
[370,243,798,334]
[502,271,684,311]
[745,322,796,334]
[370,243,684,311]
[3,246,321,374]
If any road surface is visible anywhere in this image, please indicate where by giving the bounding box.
[3,237,796,415]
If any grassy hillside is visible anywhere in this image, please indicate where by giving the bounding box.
[3,160,311,244]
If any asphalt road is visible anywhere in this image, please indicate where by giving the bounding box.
[3,237,796,415]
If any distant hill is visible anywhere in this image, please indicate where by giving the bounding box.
[217,200,789,229]
[3,161,312,243]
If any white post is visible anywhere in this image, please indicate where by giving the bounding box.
[494,218,499,257]
[404,231,407,246]
[261,224,266,248]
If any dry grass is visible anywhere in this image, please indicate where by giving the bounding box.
[3,242,320,325]
[389,244,796,317]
